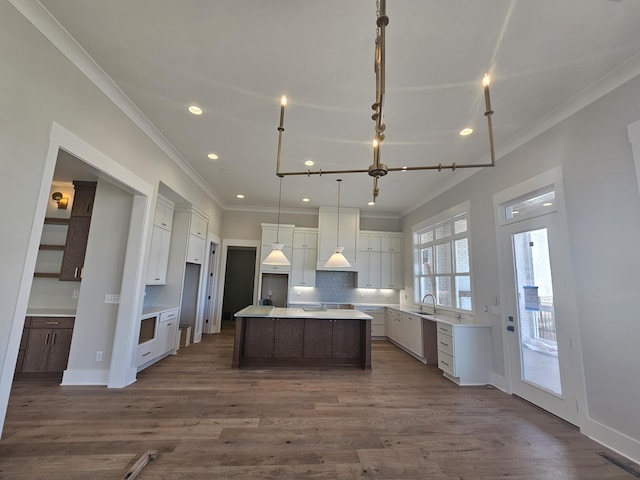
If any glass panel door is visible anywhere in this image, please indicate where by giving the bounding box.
[500,212,579,425]
[512,228,561,395]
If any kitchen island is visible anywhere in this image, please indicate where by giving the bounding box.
[233,306,372,369]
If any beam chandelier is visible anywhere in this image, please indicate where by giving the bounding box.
[275,0,496,204]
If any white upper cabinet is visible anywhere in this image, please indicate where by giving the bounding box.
[317,206,359,271]
[357,231,403,289]
[260,223,295,273]
[189,211,207,239]
[186,211,208,264]
[291,228,318,286]
[154,196,174,230]
[146,195,175,284]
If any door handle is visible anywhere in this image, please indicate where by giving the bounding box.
[507,325,515,332]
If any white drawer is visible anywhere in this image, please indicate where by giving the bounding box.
[436,322,453,336]
[137,341,155,366]
[437,330,454,356]
[372,324,386,337]
[438,351,455,376]
[160,309,179,323]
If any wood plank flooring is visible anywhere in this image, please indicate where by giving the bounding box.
[1,323,637,479]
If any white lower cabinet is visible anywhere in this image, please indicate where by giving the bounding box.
[385,308,423,359]
[157,309,180,354]
[436,322,491,386]
[358,306,385,337]
[137,308,180,371]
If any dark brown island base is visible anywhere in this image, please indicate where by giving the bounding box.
[233,306,373,369]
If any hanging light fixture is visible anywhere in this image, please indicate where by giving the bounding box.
[324,179,352,268]
[273,0,496,204]
[263,174,291,266]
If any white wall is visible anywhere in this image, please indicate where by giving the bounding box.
[0,1,223,436]
[401,74,640,460]
[63,179,132,384]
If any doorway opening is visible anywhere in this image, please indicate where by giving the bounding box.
[494,169,585,427]
[221,247,257,322]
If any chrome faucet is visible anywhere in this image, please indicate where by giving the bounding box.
[420,293,436,315]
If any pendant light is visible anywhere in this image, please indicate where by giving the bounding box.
[324,178,352,268]
[262,175,291,266]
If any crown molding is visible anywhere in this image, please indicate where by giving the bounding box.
[9,0,224,210]
[401,52,640,218]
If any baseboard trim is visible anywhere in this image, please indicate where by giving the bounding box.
[61,368,109,386]
[583,416,640,465]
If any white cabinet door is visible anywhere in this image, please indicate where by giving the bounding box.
[189,211,207,238]
[186,233,206,264]
[154,196,174,230]
[146,226,171,284]
[402,313,424,358]
[380,235,402,252]
[380,251,402,289]
[357,250,381,288]
[317,207,359,270]
[157,309,179,355]
[386,309,401,342]
[291,247,317,286]
[293,230,317,249]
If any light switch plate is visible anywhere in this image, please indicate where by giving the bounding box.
[104,294,120,304]
[490,305,501,314]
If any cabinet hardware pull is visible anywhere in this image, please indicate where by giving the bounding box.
[51,333,56,345]
[80,267,83,278]
[46,321,60,325]
[45,333,50,345]
[441,361,449,366]
[439,342,448,346]
[74,267,79,278]
[142,352,151,357]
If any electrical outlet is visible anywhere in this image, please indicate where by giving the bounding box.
[104,294,120,304]
[95,351,103,362]
[72,290,79,299]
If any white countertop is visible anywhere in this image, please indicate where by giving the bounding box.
[142,305,180,317]
[26,308,76,317]
[382,305,489,327]
[235,305,372,320]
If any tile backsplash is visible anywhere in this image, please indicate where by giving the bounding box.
[291,271,400,305]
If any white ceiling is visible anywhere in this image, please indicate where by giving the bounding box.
[39,0,640,216]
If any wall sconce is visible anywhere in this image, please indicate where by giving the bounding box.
[51,192,69,210]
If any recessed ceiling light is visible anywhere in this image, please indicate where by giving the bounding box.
[368,201,375,206]
[459,128,473,136]
[302,198,310,202]
[188,105,203,115]
[207,153,219,160]
[304,160,314,166]
[236,194,245,199]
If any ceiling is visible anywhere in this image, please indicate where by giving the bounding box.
[39,0,640,216]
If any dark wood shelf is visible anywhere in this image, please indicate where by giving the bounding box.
[33,272,60,278]
[44,217,70,225]
[39,244,65,251]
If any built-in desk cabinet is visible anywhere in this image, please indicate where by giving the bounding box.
[137,308,180,371]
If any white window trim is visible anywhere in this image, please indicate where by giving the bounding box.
[412,201,473,314]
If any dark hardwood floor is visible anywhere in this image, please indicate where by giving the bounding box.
[0,323,637,479]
